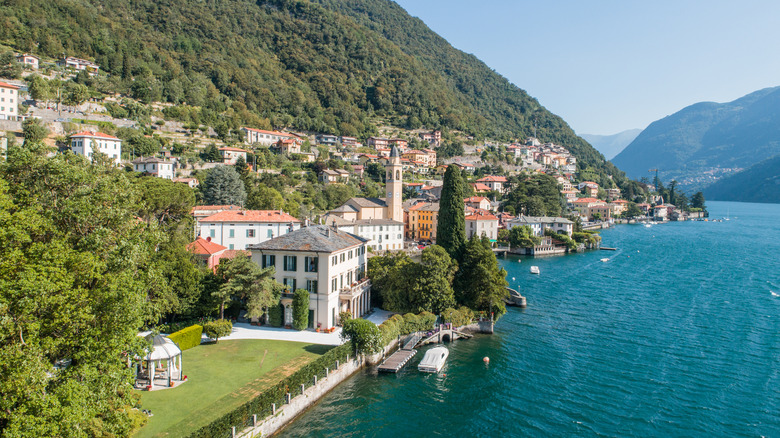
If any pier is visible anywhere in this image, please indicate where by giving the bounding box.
[377,349,417,373]
[377,327,471,373]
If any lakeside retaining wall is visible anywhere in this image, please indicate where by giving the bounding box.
[236,338,399,438]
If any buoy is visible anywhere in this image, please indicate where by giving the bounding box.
[512,277,516,281]
[483,357,490,364]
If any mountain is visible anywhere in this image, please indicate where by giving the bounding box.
[703,154,780,203]
[612,87,780,192]
[580,129,642,160]
[2,0,632,189]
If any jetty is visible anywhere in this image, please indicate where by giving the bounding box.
[377,327,471,373]
[505,287,527,307]
[600,247,617,251]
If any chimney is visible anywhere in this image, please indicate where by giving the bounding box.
[206,237,211,242]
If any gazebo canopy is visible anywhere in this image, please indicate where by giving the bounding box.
[145,334,182,361]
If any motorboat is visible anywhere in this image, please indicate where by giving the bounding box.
[530,266,540,274]
[600,258,609,262]
[418,346,449,373]
[644,223,652,228]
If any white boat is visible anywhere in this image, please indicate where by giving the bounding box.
[600,258,609,262]
[530,266,540,274]
[644,223,652,228]
[418,346,449,373]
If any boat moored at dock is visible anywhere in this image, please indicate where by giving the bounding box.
[418,346,449,373]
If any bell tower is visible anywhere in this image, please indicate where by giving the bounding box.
[386,145,403,222]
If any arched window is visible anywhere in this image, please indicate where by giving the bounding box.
[396,170,400,180]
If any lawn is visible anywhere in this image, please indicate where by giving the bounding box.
[134,339,332,438]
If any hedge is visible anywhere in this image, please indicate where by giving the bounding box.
[268,303,283,327]
[188,341,353,438]
[167,325,203,351]
[292,289,309,330]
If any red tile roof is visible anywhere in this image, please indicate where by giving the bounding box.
[187,237,227,255]
[464,196,489,203]
[0,81,20,89]
[477,175,508,182]
[201,210,301,223]
[242,127,294,136]
[573,197,602,204]
[219,146,247,152]
[465,211,498,221]
[71,131,120,140]
[471,183,491,191]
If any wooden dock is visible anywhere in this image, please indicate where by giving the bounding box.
[377,349,417,373]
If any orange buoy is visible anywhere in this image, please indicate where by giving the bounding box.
[483,357,490,364]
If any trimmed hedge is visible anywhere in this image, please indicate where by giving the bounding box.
[188,342,353,438]
[167,325,203,351]
[292,289,309,331]
[268,303,283,327]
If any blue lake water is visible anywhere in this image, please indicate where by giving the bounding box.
[280,201,780,437]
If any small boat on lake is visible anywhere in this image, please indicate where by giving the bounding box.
[600,258,609,262]
[530,266,540,274]
[418,346,449,373]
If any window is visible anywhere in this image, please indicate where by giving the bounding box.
[283,255,297,271]
[247,229,255,238]
[262,255,276,269]
[348,250,353,259]
[306,280,318,293]
[305,256,318,273]
[267,229,273,238]
[209,229,215,238]
[332,277,338,293]
[340,253,345,263]
[229,229,235,238]
[332,256,337,266]
[228,244,234,250]
[283,278,296,291]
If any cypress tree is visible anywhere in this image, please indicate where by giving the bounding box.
[437,165,466,260]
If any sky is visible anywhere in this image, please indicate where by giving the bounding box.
[393,0,780,135]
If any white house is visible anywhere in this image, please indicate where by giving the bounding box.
[57,57,99,75]
[133,157,174,179]
[17,54,39,69]
[465,210,499,241]
[248,225,370,329]
[0,81,19,121]
[507,216,574,237]
[321,215,404,252]
[199,210,302,250]
[70,131,122,165]
[242,127,297,146]
[218,147,247,165]
[476,175,508,193]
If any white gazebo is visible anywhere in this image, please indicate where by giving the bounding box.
[140,334,183,389]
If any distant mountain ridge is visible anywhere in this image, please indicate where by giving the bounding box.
[704,154,780,203]
[612,87,780,192]
[580,129,642,160]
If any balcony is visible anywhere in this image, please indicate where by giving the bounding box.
[339,277,371,300]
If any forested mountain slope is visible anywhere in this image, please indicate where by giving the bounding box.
[3,0,628,186]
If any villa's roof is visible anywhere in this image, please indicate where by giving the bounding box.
[187,237,227,255]
[201,210,301,223]
[347,197,387,208]
[248,225,368,253]
[71,131,119,140]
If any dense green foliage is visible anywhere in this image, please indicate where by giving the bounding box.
[437,166,466,260]
[614,87,780,192]
[340,318,382,355]
[167,325,203,351]
[441,306,475,328]
[202,319,233,343]
[188,341,352,438]
[214,255,277,320]
[508,225,542,248]
[0,145,164,436]
[375,311,436,346]
[454,237,509,316]
[502,173,563,216]
[3,0,627,186]
[201,166,247,207]
[704,154,780,204]
[292,289,309,331]
[268,303,284,327]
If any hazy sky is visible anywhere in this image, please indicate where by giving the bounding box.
[393,0,780,135]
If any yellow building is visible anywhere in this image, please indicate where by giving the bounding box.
[406,202,439,242]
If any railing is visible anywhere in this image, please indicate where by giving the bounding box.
[339,278,371,298]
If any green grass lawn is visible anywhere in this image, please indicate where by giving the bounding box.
[134,339,332,438]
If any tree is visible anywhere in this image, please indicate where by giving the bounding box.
[455,236,509,316]
[437,165,466,260]
[691,192,706,210]
[203,319,233,343]
[22,118,49,144]
[27,76,52,105]
[340,318,382,355]
[0,146,164,436]
[0,50,21,78]
[406,245,457,314]
[234,155,248,176]
[64,83,90,110]
[508,225,541,248]
[292,289,309,330]
[215,255,276,319]
[246,183,284,210]
[368,252,415,312]
[623,202,643,218]
[202,165,247,206]
[202,144,222,162]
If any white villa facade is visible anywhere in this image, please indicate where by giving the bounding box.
[133,157,174,179]
[70,131,122,165]
[0,81,19,121]
[507,216,574,237]
[242,127,297,146]
[198,210,302,250]
[248,226,371,329]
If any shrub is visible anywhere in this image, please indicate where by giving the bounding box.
[442,307,475,328]
[418,311,436,331]
[401,313,419,334]
[268,303,283,327]
[292,289,309,330]
[203,319,233,343]
[338,311,353,327]
[378,316,401,345]
[340,319,382,355]
[167,325,203,351]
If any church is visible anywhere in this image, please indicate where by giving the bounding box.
[323,145,405,251]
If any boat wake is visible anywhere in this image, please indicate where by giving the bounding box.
[771,291,779,298]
